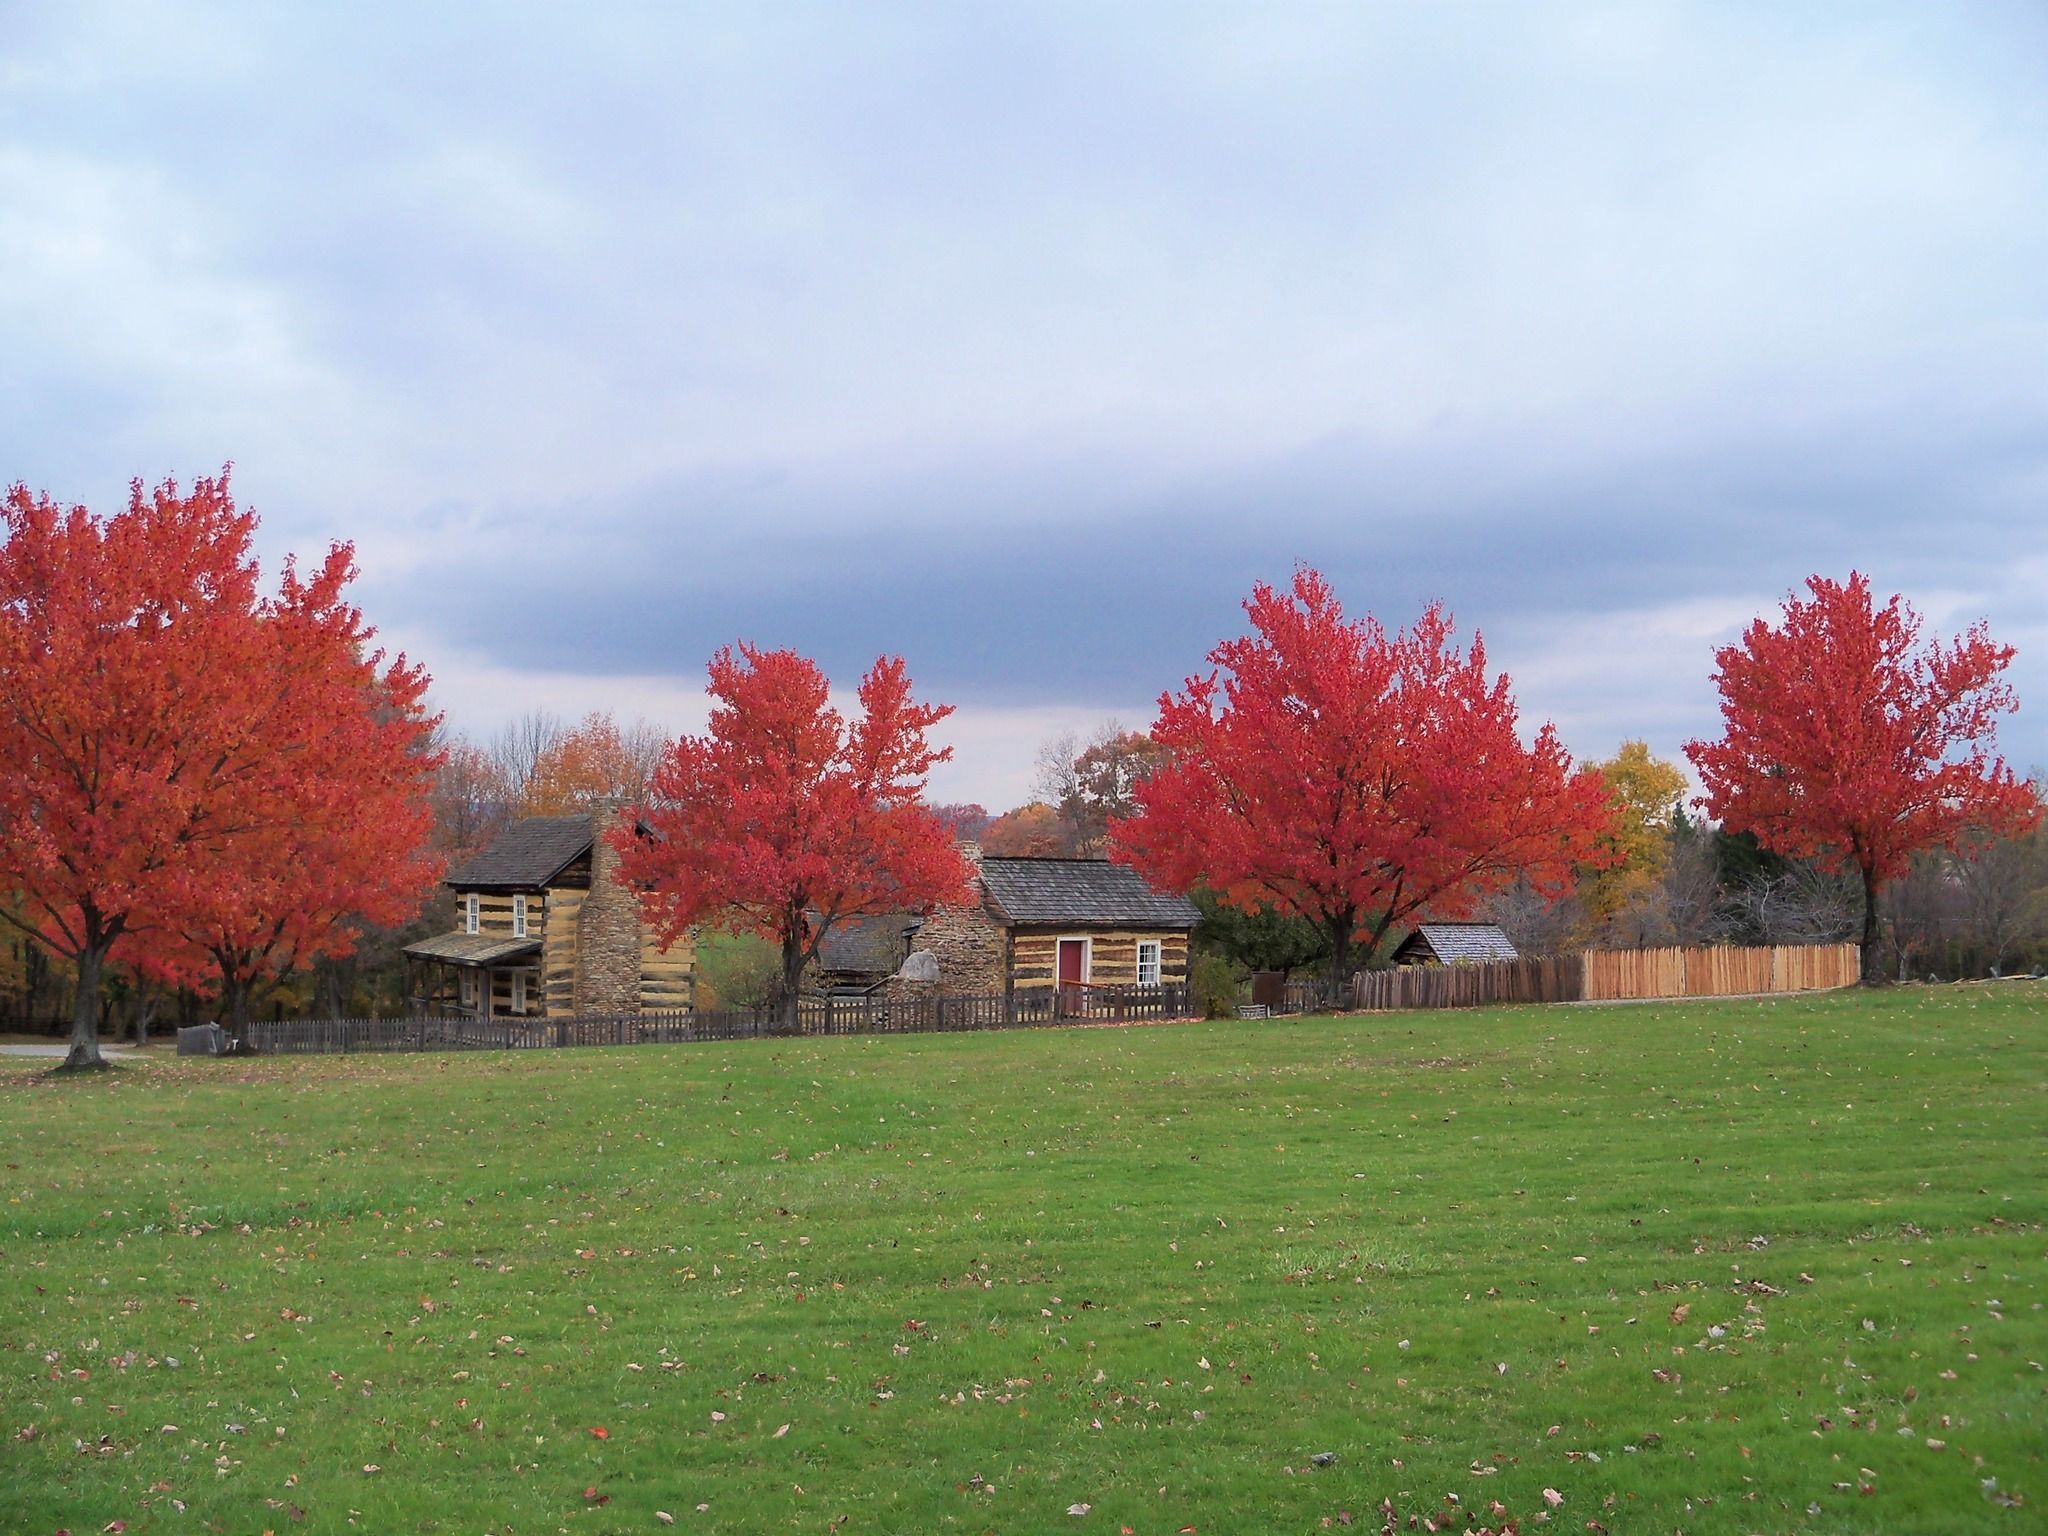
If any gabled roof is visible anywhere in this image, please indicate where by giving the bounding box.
[978,857,1201,929]
[445,815,593,890]
[816,913,923,975]
[1401,922,1519,963]
[402,931,543,967]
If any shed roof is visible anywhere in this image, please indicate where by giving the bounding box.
[815,913,923,975]
[1401,922,1519,963]
[445,815,593,890]
[978,857,1201,929]
[402,931,543,967]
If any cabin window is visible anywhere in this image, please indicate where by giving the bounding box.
[513,894,528,938]
[511,971,526,1014]
[1136,940,1162,987]
[459,970,477,1010]
[464,893,479,935]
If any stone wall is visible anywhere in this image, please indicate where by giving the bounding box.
[574,802,644,1015]
[916,841,1009,994]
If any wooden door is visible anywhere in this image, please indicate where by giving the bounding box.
[1057,939,1087,1016]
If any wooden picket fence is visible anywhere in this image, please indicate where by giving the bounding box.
[242,982,1192,1056]
[1350,942,1858,1013]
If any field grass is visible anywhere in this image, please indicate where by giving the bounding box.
[2,984,2044,1535]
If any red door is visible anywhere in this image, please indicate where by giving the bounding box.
[1057,939,1086,1015]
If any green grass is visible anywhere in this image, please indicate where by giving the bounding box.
[2,984,2044,1535]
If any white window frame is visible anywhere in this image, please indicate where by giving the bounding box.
[1136,939,1162,987]
[513,894,528,938]
[511,970,526,1014]
[464,893,479,935]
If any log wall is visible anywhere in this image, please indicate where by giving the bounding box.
[1008,928,1192,988]
[641,928,696,1012]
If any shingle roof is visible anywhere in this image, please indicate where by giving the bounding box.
[445,815,593,890]
[815,913,923,975]
[402,931,543,967]
[1405,922,1519,963]
[978,857,1201,929]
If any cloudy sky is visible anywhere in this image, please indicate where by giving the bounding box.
[4,2,2044,807]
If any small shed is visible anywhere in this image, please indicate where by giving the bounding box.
[813,913,924,994]
[1394,922,1519,966]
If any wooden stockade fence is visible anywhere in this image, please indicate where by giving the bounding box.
[242,982,1192,1056]
[1352,953,1585,1012]
[1350,942,1859,1013]
[1579,942,1860,1001]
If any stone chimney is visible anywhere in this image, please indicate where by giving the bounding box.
[573,799,643,1015]
[911,838,1006,995]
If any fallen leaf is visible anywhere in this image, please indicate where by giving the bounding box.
[1670,1303,1691,1326]
[1543,1488,1564,1508]
[773,1423,791,1439]
[656,1516,675,1527]
[1067,1503,1091,1517]
[590,1426,610,1440]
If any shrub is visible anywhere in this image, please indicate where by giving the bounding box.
[1190,952,1243,1019]
[696,931,782,1011]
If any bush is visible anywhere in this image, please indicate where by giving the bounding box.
[1189,952,1244,1019]
[696,930,783,1011]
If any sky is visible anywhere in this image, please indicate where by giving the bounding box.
[3,2,2044,808]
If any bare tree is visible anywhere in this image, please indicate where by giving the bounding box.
[1481,877,1587,957]
[1724,861,1860,945]
[1658,822,1727,945]
[1953,816,2048,974]
[489,709,565,810]
[1879,850,1964,980]
[1032,721,1166,855]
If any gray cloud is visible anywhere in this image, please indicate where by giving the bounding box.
[3,2,2044,797]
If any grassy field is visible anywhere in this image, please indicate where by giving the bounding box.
[2,985,2044,1535]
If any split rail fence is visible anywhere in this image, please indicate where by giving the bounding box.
[242,982,1191,1057]
[1351,941,1859,1013]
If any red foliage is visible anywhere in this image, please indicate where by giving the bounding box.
[1111,569,1615,983]
[1685,572,2039,980]
[0,471,442,1061]
[979,802,1068,856]
[616,644,969,1027]
[927,802,992,841]
[133,546,443,1024]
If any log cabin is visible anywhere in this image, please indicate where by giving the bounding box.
[403,806,694,1018]
[906,845,1200,998]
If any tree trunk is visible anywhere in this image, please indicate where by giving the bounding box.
[130,989,160,1047]
[1322,909,1357,1007]
[61,945,110,1071]
[778,931,805,1035]
[219,974,252,1037]
[1859,864,1884,985]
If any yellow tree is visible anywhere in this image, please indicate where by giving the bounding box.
[1582,741,1688,921]
[521,712,664,816]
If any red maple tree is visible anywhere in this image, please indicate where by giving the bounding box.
[1685,572,2038,983]
[0,472,441,1066]
[616,644,970,1030]
[1111,569,1615,991]
[136,548,443,1026]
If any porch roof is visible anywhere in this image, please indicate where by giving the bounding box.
[402,931,543,968]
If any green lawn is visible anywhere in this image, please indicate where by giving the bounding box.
[3,985,2044,1535]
